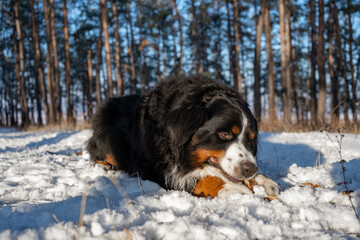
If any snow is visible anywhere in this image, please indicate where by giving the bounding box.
[0,128,359,239]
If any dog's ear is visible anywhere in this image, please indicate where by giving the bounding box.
[166,104,206,148]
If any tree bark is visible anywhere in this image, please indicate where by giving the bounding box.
[13,0,29,128]
[156,38,161,82]
[291,41,300,123]
[30,0,48,124]
[111,0,123,96]
[254,0,264,121]
[328,0,339,125]
[213,0,221,81]
[87,49,93,118]
[171,25,177,72]
[161,31,167,81]
[317,0,326,126]
[285,0,292,122]
[191,0,198,74]
[95,13,103,107]
[333,1,348,124]
[126,1,137,94]
[264,0,277,122]
[309,0,317,126]
[232,0,242,93]
[49,0,62,123]
[347,0,357,124]
[225,2,234,91]
[173,0,183,75]
[63,0,74,123]
[279,0,291,123]
[43,0,56,124]
[100,0,113,97]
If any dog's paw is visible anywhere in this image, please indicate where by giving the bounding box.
[254,174,279,196]
[217,182,253,198]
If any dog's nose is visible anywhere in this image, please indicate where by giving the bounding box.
[240,161,258,178]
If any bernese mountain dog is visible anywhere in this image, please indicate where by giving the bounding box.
[87,75,279,198]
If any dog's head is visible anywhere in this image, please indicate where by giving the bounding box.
[166,87,258,183]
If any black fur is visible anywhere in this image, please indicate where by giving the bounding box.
[87,75,257,192]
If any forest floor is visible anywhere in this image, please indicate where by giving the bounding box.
[0,128,359,239]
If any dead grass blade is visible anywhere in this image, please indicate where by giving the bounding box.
[108,176,135,206]
[77,181,88,240]
[129,172,145,195]
[323,128,360,222]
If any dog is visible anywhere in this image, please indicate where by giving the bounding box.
[87,75,279,198]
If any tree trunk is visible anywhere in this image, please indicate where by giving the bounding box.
[13,0,29,128]
[191,0,198,74]
[198,1,204,74]
[100,0,113,97]
[87,49,93,118]
[173,0,183,75]
[309,0,317,126]
[43,0,56,124]
[111,0,123,96]
[264,0,277,122]
[156,38,161,82]
[347,0,357,124]
[332,1,347,124]
[49,0,62,123]
[126,1,137,94]
[213,0,221,81]
[232,0,242,93]
[279,0,291,123]
[254,0,264,121]
[30,0,48,124]
[27,59,36,124]
[342,41,350,126]
[81,64,88,120]
[317,0,326,126]
[225,2,234,90]
[138,13,146,94]
[328,0,339,125]
[95,11,103,107]
[291,43,300,123]
[63,0,74,123]
[285,0,292,122]
[12,8,20,127]
[162,31,166,81]
[171,25,177,72]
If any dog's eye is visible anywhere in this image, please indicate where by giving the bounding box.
[218,132,233,140]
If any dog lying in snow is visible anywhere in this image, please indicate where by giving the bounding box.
[88,75,279,198]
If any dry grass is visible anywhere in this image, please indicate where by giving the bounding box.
[259,119,360,134]
[10,117,359,134]
[24,121,91,132]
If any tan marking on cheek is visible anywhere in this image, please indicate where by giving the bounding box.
[193,176,225,198]
[232,125,240,135]
[249,132,256,140]
[190,149,225,167]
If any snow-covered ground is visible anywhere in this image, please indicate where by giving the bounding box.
[0,128,359,239]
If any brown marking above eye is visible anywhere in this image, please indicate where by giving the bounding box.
[190,149,225,167]
[190,136,199,146]
[249,132,256,140]
[105,154,118,167]
[231,125,240,135]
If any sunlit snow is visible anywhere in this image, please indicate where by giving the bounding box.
[0,128,359,239]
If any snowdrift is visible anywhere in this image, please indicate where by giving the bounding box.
[0,128,359,239]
